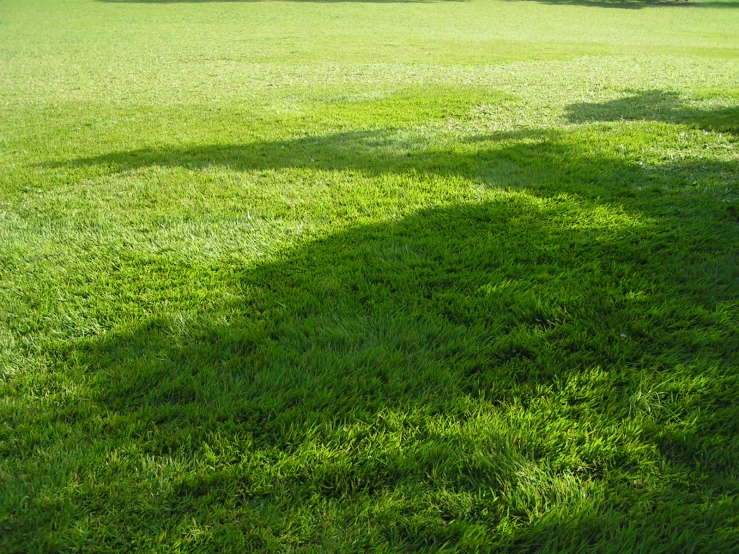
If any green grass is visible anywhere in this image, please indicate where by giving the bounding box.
[1,0,738,551]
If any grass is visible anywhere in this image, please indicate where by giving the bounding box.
[1,0,738,551]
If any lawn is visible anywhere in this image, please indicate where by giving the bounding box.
[1,0,738,551]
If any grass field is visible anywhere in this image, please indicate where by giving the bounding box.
[1,0,738,551]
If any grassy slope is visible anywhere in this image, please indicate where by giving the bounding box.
[1,0,738,551]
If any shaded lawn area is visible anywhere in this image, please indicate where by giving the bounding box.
[6,115,739,551]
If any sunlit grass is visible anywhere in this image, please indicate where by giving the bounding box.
[1,0,738,550]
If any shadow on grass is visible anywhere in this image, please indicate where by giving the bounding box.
[503,0,739,9]
[78,196,736,543]
[566,90,739,135]
[12,88,739,548]
[100,0,463,4]
[24,119,738,549]
[49,89,738,180]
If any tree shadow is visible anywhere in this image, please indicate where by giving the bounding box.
[46,125,737,208]
[503,0,739,9]
[99,0,463,4]
[72,196,737,547]
[50,128,548,181]
[18,125,738,549]
[566,90,739,135]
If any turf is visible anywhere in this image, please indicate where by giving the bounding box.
[1,0,738,551]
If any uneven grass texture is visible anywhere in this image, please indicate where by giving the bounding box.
[1,0,738,551]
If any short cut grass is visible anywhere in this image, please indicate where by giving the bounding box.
[1,0,738,551]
